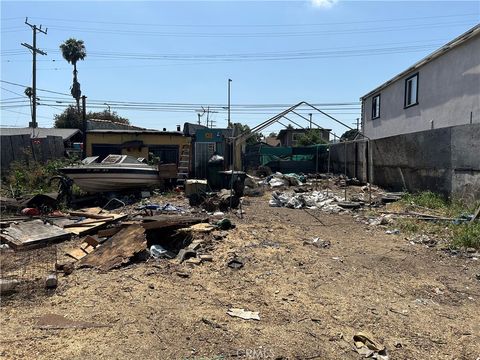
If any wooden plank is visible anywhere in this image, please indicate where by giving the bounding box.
[63,217,114,228]
[68,211,112,219]
[142,216,208,231]
[97,227,123,238]
[66,214,128,236]
[77,225,147,271]
[0,220,71,250]
[66,248,87,260]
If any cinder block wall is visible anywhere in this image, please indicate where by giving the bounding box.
[329,124,480,203]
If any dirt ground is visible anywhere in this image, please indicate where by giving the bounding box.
[1,194,479,360]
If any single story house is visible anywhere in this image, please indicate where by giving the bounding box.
[86,129,190,168]
[361,24,480,139]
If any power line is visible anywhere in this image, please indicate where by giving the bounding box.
[0,80,71,96]
[26,13,479,28]
[38,20,475,38]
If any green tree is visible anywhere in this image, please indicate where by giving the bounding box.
[340,129,360,142]
[233,123,263,145]
[54,105,130,129]
[297,129,327,146]
[268,132,278,137]
[60,38,87,113]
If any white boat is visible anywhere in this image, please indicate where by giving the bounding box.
[60,154,162,193]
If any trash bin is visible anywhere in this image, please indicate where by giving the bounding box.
[219,171,247,196]
[207,154,224,190]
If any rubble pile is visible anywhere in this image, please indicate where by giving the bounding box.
[269,190,344,212]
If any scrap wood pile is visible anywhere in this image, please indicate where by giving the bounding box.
[0,201,235,295]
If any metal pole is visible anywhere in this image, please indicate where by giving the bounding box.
[82,95,87,159]
[344,141,347,201]
[227,79,232,127]
[309,113,312,129]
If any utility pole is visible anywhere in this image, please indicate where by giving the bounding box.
[227,79,232,127]
[197,113,201,125]
[21,17,47,133]
[309,113,312,129]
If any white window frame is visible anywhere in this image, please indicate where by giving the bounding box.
[404,73,419,108]
[372,94,380,119]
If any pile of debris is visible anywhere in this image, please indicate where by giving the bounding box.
[0,201,235,295]
[269,190,345,212]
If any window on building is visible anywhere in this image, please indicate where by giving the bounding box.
[405,73,419,107]
[372,94,380,119]
[292,132,303,146]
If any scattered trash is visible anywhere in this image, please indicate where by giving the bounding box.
[21,208,41,216]
[227,308,260,321]
[385,229,400,235]
[227,256,244,269]
[34,313,111,330]
[0,279,19,294]
[149,244,168,259]
[304,237,331,248]
[45,273,58,289]
[337,201,362,209]
[353,332,388,359]
[269,190,342,212]
[216,218,234,230]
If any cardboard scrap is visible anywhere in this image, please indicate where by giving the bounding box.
[34,314,110,330]
[77,224,147,271]
[227,308,260,321]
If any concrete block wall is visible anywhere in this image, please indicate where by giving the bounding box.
[329,124,480,203]
[329,140,368,182]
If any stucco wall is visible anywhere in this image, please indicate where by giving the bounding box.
[362,35,480,139]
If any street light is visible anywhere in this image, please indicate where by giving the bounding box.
[227,79,232,127]
[104,102,111,113]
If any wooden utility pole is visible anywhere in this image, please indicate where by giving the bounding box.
[21,17,47,133]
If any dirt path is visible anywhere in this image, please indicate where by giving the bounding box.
[1,196,479,359]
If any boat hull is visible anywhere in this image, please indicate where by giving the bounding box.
[60,167,161,193]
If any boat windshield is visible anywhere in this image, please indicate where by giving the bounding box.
[101,155,142,164]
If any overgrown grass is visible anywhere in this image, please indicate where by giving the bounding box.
[2,158,80,197]
[452,222,480,249]
[393,191,480,249]
[399,191,477,217]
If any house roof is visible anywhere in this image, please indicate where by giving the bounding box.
[183,122,208,136]
[0,127,82,140]
[87,129,184,136]
[87,118,145,130]
[361,24,480,100]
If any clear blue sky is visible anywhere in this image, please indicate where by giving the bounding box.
[1,0,479,138]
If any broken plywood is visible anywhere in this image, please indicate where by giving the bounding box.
[65,213,127,236]
[0,220,71,250]
[77,224,146,271]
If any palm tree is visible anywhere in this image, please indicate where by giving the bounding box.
[60,38,86,113]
